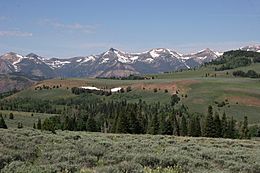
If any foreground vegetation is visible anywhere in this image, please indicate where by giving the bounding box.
[1,129,260,173]
[1,50,260,172]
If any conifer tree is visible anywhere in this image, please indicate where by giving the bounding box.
[227,117,236,139]
[42,118,56,134]
[37,118,42,130]
[188,116,196,136]
[204,105,215,137]
[172,113,180,136]
[159,113,166,134]
[9,112,14,119]
[111,113,119,133]
[180,115,188,136]
[116,111,129,133]
[0,115,7,129]
[148,113,159,135]
[194,116,201,137]
[214,112,222,137]
[188,116,201,137]
[86,115,97,132]
[221,112,228,138]
[129,111,142,134]
[241,116,249,139]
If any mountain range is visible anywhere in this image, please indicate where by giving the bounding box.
[0,47,223,79]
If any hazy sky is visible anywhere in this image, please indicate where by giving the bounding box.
[0,0,260,58]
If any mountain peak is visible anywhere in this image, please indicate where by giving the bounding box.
[5,52,17,56]
[26,53,39,58]
[109,48,117,52]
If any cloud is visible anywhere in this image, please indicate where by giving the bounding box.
[0,30,33,37]
[42,19,96,33]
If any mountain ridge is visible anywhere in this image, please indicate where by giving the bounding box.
[0,45,258,78]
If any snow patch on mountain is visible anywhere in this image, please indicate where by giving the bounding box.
[214,52,223,56]
[46,60,71,69]
[100,58,110,64]
[114,50,131,63]
[12,54,25,71]
[149,49,160,58]
[144,58,154,63]
[80,56,95,64]
[130,56,139,61]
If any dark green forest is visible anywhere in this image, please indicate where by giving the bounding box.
[207,50,260,71]
[1,89,257,139]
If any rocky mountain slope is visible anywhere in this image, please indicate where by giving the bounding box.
[0,47,223,78]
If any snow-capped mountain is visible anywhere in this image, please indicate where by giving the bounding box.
[0,47,228,78]
[0,52,55,78]
[182,48,223,68]
[240,45,260,53]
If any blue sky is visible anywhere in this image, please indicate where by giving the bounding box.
[0,0,259,58]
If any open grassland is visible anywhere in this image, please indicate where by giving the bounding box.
[0,110,56,128]
[181,78,260,123]
[1,129,260,173]
[5,63,260,124]
[9,76,260,123]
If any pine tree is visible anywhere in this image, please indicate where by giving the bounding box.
[86,115,97,132]
[160,114,173,135]
[214,112,222,137]
[116,111,129,133]
[180,115,188,136]
[188,116,195,136]
[227,117,236,139]
[9,112,14,120]
[129,111,142,134]
[76,117,86,131]
[42,118,56,134]
[148,113,159,135]
[0,115,7,129]
[188,116,201,137]
[164,118,173,135]
[111,113,119,133]
[172,113,180,136]
[241,116,249,139]
[37,118,42,130]
[194,116,201,137]
[204,105,215,137]
[221,112,228,138]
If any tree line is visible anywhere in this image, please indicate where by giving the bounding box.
[38,98,250,139]
[233,70,260,78]
[0,92,255,139]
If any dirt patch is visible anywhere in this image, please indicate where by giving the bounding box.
[228,96,260,107]
[131,82,178,94]
[131,79,200,94]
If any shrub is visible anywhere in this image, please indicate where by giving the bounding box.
[9,113,14,120]
[134,154,160,168]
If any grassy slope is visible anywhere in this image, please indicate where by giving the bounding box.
[0,110,56,128]
[5,63,260,123]
[0,129,260,173]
